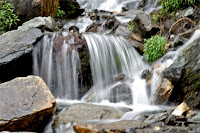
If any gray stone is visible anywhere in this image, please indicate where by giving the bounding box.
[0,76,56,132]
[0,28,42,65]
[163,30,200,109]
[53,103,124,127]
[18,17,56,31]
[176,7,194,17]
[145,112,169,123]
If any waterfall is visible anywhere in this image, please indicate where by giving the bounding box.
[33,33,81,99]
[77,0,160,13]
[84,33,149,103]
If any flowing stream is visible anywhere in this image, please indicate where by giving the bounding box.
[33,32,81,99]
[77,0,160,13]
[32,0,190,132]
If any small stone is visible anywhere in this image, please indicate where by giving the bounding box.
[172,102,189,116]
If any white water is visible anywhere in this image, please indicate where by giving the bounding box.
[77,0,160,13]
[84,33,149,103]
[33,33,81,99]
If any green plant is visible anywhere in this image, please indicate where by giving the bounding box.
[56,6,65,18]
[153,0,196,23]
[0,0,19,31]
[128,21,135,32]
[144,35,167,62]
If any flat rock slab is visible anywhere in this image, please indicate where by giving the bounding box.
[53,103,124,127]
[0,76,56,132]
[74,120,148,133]
[0,28,42,65]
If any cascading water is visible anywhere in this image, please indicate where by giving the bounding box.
[84,34,149,103]
[33,32,81,99]
[77,0,160,13]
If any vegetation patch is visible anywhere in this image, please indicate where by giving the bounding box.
[144,35,167,62]
[0,0,19,31]
[56,6,65,18]
[153,0,196,23]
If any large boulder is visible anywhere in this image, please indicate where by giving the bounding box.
[18,16,56,31]
[53,103,124,127]
[8,0,59,23]
[0,28,42,83]
[0,76,56,132]
[163,30,200,109]
[59,0,84,19]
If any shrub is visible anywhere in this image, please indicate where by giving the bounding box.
[144,35,167,62]
[0,0,19,31]
[128,21,135,32]
[56,6,65,18]
[153,0,196,23]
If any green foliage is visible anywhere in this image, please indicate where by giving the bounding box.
[0,0,19,31]
[144,35,167,62]
[66,3,76,15]
[160,0,195,13]
[56,6,65,18]
[128,21,135,32]
[153,0,196,23]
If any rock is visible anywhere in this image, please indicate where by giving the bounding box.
[144,112,169,123]
[176,7,194,17]
[53,103,124,127]
[163,30,200,109]
[0,28,42,83]
[131,11,160,39]
[109,83,132,105]
[8,0,59,23]
[103,16,120,34]
[153,78,174,105]
[131,33,143,42]
[59,0,84,19]
[172,102,190,116]
[141,69,150,79]
[73,120,148,133]
[18,17,56,31]
[85,22,100,33]
[0,76,56,132]
[165,115,187,126]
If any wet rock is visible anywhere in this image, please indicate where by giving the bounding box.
[109,83,132,105]
[0,76,56,132]
[172,102,189,116]
[176,7,194,17]
[135,126,189,133]
[145,112,169,123]
[59,0,84,19]
[53,103,124,128]
[165,115,187,126]
[163,31,200,109]
[0,28,42,83]
[103,16,120,34]
[8,0,59,23]
[141,69,150,79]
[188,112,200,123]
[131,11,160,39]
[153,78,174,105]
[85,22,101,33]
[74,120,148,133]
[18,16,56,31]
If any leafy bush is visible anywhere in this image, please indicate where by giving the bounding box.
[153,0,196,23]
[56,6,65,18]
[144,35,167,62]
[0,0,19,31]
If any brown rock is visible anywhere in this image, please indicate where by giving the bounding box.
[8,0,59,23]
[53,103,124,128]
[74,120,148,133]
[154,78,174,105]
[0,76,56,132]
